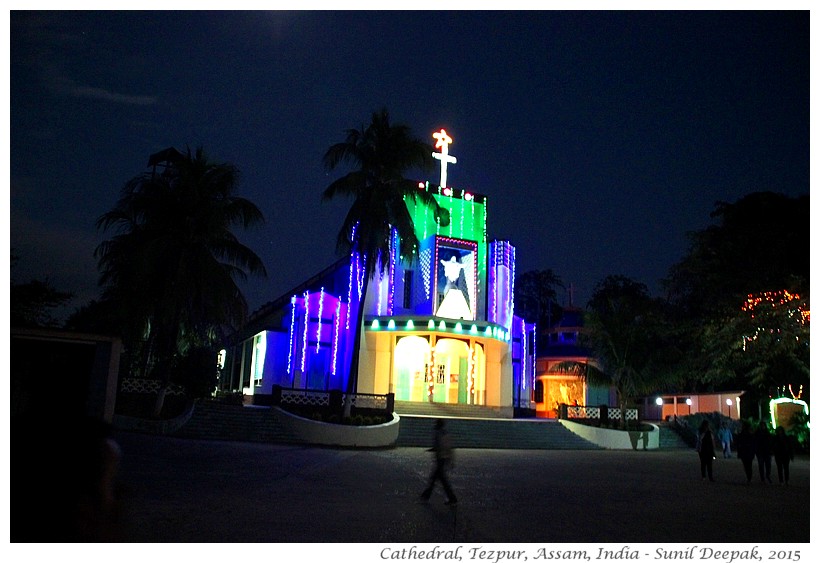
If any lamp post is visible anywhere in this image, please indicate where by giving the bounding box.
[655,397,663,421]
[686,398,692,415]
[725,398,732,418]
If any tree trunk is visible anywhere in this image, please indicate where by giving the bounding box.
[617,389,627,429]
[152,384,168,418]
[343,274,370,419]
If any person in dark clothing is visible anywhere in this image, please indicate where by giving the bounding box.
[420,419,458,505]
[12,414,123,541]
[736,420,756,484]
[696,420,716,482]
[754,421,773,483]
[772,426,795,485]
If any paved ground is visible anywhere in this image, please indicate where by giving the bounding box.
[105,430,810,547]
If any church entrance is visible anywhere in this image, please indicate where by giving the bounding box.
[393,335,484,405]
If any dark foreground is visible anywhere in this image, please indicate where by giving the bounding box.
[97,431,812,544]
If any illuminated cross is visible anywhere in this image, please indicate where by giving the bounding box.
[432,128,457,188]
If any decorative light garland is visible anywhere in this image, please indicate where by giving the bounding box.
[482,197,488,242]
[316,287,324,353]
[740,289,810,348]
[468,345,476,401]
[530,322,537,392]
[388,228,398,315]
[287,296,297,378]
[376,263,383,316]
[358,253,366,300]
[521,317,527,391]
[331,299,341,376]
[509,246,516,329]
[300,290,309,374]
[428,346,436,399]
[459,196,464,238]
[419,248,432,300]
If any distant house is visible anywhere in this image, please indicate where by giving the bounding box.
[643,391,746,421]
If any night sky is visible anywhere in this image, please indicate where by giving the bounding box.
[9,10,810,322]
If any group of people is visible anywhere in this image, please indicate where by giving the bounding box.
[697,419,795,485]
[422,417,795,507]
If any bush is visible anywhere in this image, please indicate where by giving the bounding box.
[172,346,218,399]
[671,412,741,448]
[788,411,810,453]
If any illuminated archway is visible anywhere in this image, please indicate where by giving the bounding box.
[433,338,471,404]
[394,336,430,401]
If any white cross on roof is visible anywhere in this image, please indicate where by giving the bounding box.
[432,128,457,188]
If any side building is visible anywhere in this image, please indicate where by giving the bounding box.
[224,129,536,417]
[533,306,614,418]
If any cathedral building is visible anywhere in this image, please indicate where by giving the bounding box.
[223,129,537,416]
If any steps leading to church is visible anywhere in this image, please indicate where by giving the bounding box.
[167,400,605,450]
[394,415,602,449]
[394,400,511,419]
[171,401,305,444]
[658,424,692,449]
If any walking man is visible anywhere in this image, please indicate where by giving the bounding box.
[718,422,733,458]
[420,419,458,505]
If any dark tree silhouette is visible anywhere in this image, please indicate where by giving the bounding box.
[95,147,266,415]
[322,109,449,415]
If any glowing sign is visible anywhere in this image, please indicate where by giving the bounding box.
[770,397,809,430]
[432,128,457,188]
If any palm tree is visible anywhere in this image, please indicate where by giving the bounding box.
[558,276,678,428]
[96,147,267,415]
[322,109,449,416]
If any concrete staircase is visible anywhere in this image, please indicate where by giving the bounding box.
[167,400,676,450]
[658,424,692,449]
[394,400,511,419]
[395,416,602,449]
[171,401,305,444]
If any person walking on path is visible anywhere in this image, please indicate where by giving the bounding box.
[696,420,716,482]
[754,421,773,484]
[718,422,733,458]
[420,419,458,505]
[772,426,794,485]
[736,420,756,484]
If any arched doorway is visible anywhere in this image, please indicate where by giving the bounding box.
[432,338,470,404]
[394,335,430,402]
[393,335,487,405]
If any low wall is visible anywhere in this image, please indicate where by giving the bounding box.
[561,419,659,450]
[113,402,195,435]
[273,407,400,448]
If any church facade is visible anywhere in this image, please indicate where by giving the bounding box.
[223,129,537,416]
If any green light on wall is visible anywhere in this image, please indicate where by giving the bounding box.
[406,320,415,330]
[387,319,396,329]
[470,324,478,334]
[371,320,380,329]
[439,320,447,331]
[454,322,463,332]
[428,319,435,329]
